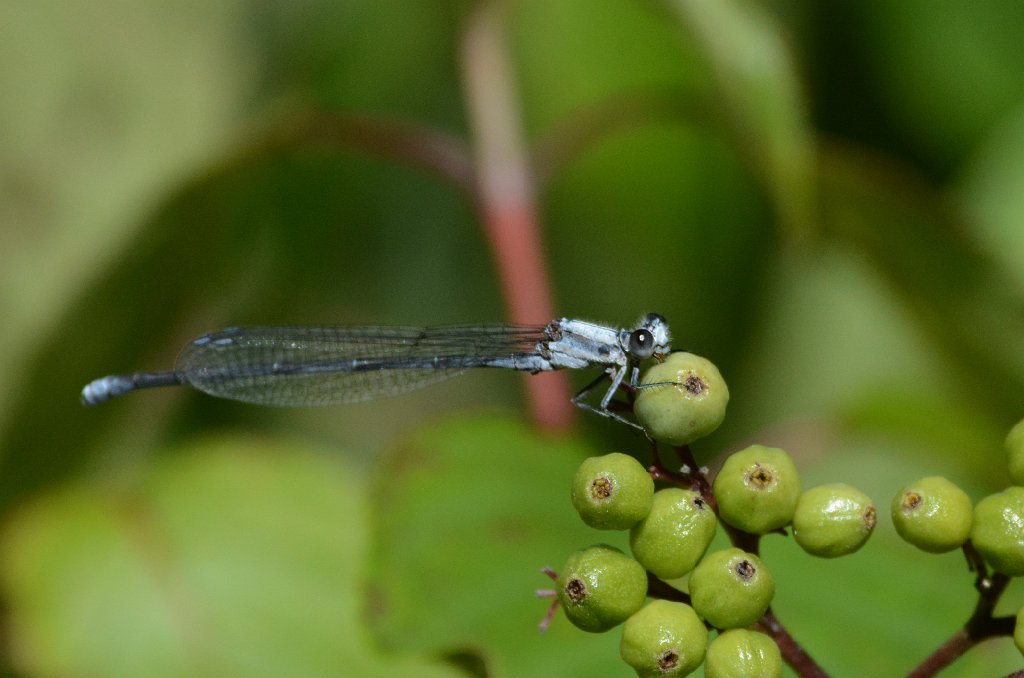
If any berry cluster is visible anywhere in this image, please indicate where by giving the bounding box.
[540,351,1024,676]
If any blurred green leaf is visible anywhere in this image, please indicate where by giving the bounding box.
[511,0,705,136]
[369,415,634,677]
[858,0,1024,171]
[819,144,1024,430]
[0,436,458,678]
[958,106,1024,293]
[665,0,816,242]
[4,1,1024,675]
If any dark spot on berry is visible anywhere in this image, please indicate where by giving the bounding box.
[745,463,776,489]
[682,373,706,395]
[735,560,756,580]
[693,497,707,510]
[565,578,588,604]
[902,491,923,511]
[657,650,680,671]
[864,505,878,529]
[590,477,613,500]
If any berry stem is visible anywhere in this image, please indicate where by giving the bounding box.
[669,444,761,554]
[646,572,691,604]
[756,609,830,677]
[673,445,715,505]
[904,556,1013,678]
[649,441,691,484]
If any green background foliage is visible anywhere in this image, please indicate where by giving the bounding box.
[2,1,1024,675]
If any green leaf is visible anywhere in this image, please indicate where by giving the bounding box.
[958,106,1024,292]
[819,144,1024,430]
[369,414,634,677]
[0,436,458,678]
[665,0,816,242]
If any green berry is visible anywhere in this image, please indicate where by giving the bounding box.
[634,352,729,446]
[705,629,783,678]
[971,486,1024,575]
[1007,417,1024,486]
[619,600,708,677]
[891,476,973,553]
[571,453,654,530]
[713,445,801,534]
[688,548,775,629]
[1015,606,1024,657]
[792,483,876,558]
[630,488,717,579]
[556,544,648,632]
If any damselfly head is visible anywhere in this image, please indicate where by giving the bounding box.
[640,313,671,354]
[625,313,671,361]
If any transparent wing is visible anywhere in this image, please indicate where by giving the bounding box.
[174,325,548,406]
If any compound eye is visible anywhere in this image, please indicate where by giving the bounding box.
[644,312,666,327]
[628,328,656,359]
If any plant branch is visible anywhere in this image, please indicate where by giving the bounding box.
[906,544,1013,677]
[757,609,830,678]
[647,572,690,604]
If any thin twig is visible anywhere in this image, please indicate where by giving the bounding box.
[906,544,1013,677]
[757,609,830,678]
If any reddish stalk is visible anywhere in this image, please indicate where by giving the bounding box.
[460,1,573,431]
[905,545,1013,677]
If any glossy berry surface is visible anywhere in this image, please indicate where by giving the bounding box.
[571,453,654,530]
[891,476,972,553]
[713,445,801,534]
[704,629,783,678]
[971,486,1024,576]
[792,483,876,558]
[688,548,775,629]
[630,488,717,580]
[619,600,708,677]
[634,352,729,446]
[556,544,648,633]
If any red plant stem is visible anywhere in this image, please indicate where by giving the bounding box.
[460,1,573,431]
[905,560,1013,678]
[757,610,829,678]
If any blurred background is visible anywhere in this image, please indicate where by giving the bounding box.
[2,1,1024,675]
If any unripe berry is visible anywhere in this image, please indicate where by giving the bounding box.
[891,476,972,553]
[1006,417,1024,486]
[556,545,648,632]
[704,629,783,678]
[630,488,717,579]
[971,486,1024,575]
[634,352,729,446]
[688,548,774,629]
[571,453,654,530]
[792,483,876,558]
[619,600,708,677]
[713,445,801,534]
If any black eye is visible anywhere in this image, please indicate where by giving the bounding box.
[628,329,655,359]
